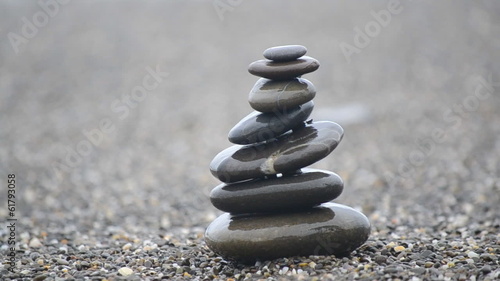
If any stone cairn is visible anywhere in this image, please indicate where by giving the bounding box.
[205,45,370,263]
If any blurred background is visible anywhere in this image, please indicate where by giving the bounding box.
[1,0,499,235]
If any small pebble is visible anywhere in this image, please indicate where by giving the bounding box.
[33,274,48,281]
[411,267,426,275]
[279,266,289,275]
[480,253,496,261]
[118,267,134,276]
[394,246,406,252]
[384,266,400,274]
[56,258,69,265]
[374,255,386,264]
[480,265,492,274]
[467,251,479,258]
[420,249,433,258]
[29,238,43,248]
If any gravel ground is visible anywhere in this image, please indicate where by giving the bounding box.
[1,1,499,280]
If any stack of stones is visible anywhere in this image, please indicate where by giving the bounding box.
[205,45,370,263]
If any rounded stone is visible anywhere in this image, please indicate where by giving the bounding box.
[205,202,371,263]
[248,78,316,113]
[210,169,343,214]
[263,45,307,62]
[210,121,343,183]
[228,101,314,145]
[248,56,320,80]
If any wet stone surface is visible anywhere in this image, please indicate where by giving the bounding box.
[205,45,370,264]
[210,168,343,214]
[205,203,371,263]
[248,77,316,113]
[210,121,344,183]
[248,56,320,80]
[228,100,314,145]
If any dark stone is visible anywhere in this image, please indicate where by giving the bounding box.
[210,168,343,214]
[420,249,433,258]
[210,121,344,183]
[205,203,371,263]
[33,275,48,281]
[248,56,320,80]
[374,255,387,264]
[480,265,492,274]
[228,101,314,145]
[263,45,307,62]
[480,253,497,261]
[248,78,316,113]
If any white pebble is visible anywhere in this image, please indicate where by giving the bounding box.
[468,251,479,258]
[118,267,134,276]
[29,237,42,248]
[143,243,157,251]
[122,243,132,250]
[20,232,30,242]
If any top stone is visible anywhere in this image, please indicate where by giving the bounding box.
[263,45,307,62]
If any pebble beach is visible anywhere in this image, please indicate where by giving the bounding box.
[1,1,499,280]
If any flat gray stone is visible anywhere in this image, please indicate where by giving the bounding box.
[210,121,343,183]
[248,78,316,113]
[263,45,307,62]
[205,202,371,263]
[210,168,343,214]
[248,56,320,80]
[228,101,314,145]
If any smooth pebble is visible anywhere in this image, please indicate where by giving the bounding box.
[205,202,371,263]
[263,45,307,62]
[210,168,343,214]
[248,56,320,80]
[228,101,314,144]
[210,121,344,183]
[248,78,316,113]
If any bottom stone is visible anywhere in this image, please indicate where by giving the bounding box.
[205,203,370,263]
